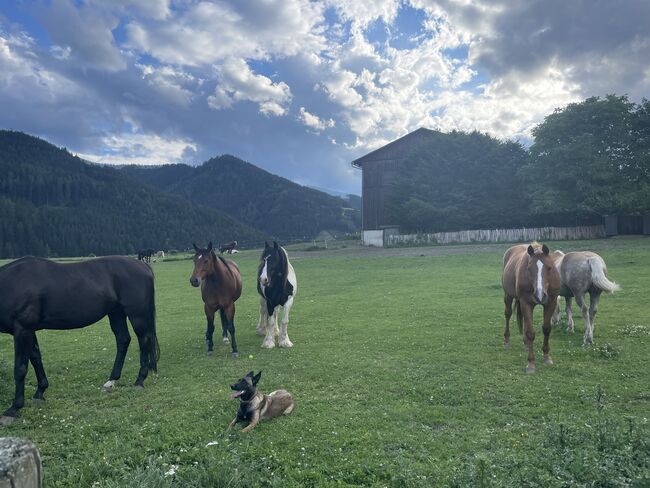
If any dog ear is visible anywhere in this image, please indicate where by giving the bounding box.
[253,371,262,385]
[527,245,535,256]
[246,371,254,378]
[542,244,550,255]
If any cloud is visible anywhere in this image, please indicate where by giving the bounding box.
[38,0,126,72]
[76,132,197,165]
[298,107,335,131]
[208,58,292,116]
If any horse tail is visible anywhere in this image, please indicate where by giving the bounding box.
[589,256,620,293]
[144,276,160,373]
[515,299,523,333]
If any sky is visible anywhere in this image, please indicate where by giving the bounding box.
[1,1,649,195]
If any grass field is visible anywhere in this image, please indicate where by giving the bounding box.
[1,237,649,487]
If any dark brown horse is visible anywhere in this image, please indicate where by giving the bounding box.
[502,242,561,373]
[190,242,242,357]
[0,256,159,425]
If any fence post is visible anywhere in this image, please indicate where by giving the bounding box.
[0,438,43,488]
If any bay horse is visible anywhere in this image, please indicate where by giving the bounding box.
[501,242,560,373]
[256,241,297,348]
[0,256,159,425]
[551,250,620,345]
[190,242,242,357]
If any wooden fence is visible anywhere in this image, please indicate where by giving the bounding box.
[384,224,606,247]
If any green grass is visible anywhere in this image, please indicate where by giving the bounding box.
[1,237,649,487]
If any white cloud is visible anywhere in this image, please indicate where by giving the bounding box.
[208,58,292,116]
[298,107,335,131]
[76,132,197,165]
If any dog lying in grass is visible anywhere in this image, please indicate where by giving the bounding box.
[228,371,294,433]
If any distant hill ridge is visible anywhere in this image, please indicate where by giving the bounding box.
[0,130,264,257]
[121,155,360,239]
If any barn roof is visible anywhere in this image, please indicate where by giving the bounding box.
[351,127,437,168]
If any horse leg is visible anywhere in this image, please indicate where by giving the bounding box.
[587,290,602,343]
[520,302,536,373]
[574,293,592,345]
[221,309,230,344]
[279,296,294,348]
[542,299,556,366]
[262,303,277,349]
[551,298,561,326]
[503,294,513,348]
[102,312,131,391]
[565,296,574,333]
[256,297,267,336]
[205,304,215,356]
[128,315,158,388]
[1,327,34,425]
[30,335,49,402]
[223,304,239,358]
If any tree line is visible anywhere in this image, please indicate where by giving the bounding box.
[386,95,650,233]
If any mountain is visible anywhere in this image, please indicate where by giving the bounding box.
[0,131,264,258]
[121,155,361,240]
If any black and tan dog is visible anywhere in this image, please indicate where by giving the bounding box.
[227,371,294,433]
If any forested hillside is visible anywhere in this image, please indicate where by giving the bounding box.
[0,131,264,258]
[122,155,361,239]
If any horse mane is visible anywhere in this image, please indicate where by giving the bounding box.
[278,246,290,290]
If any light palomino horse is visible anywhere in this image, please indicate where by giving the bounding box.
[502,242,561,373]
[256,241,297,349]
[550,250,620,345]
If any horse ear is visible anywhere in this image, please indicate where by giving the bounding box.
[542,244,550,255]
[246,371,254,378]
[253,371,262,385]
[193,243,199,252]
[207,242,213,252]
[527,245,535,256]
[273,241,279,250]
[264,241,270,249]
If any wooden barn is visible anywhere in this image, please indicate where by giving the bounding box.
[352,128,435,245]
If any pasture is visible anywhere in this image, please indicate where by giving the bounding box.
[1,237,649,487]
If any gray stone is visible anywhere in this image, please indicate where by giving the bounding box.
[0,438,43,488]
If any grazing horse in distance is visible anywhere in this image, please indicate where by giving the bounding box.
[256,241,297,348]
[0,256,159,425]
[502,242,561,373]
[190,242,242,357]
[220,241,238,254]
[551,250,620,345]
[138,249,155,263]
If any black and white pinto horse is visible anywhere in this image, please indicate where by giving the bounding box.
[256,241,297,348]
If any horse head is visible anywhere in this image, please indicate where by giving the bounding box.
[525,243,560,305]
[190,241,215,287]
[259,241,286,288]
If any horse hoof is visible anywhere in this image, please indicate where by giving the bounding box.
[231,352,239,358]
[207,350,214,356]
[0,416,16,426]
[223,337,230,344]
[32,398,45,405]
[261,341,275,349]
[279,339,293,348]
[134,384,144,390]
[525,366,536,374]
[503,341,510,349]
[544,358,554,366]
[102,380,116,392]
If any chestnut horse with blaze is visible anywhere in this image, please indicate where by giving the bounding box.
[501,242,561,373]
[190,242,242,357]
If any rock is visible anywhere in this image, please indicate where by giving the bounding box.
[0,437,43,488]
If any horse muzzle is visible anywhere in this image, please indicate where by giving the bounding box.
[190,277,201,287]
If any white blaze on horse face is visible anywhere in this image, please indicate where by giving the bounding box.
[260,257,269,286]
[535,260,544,302]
